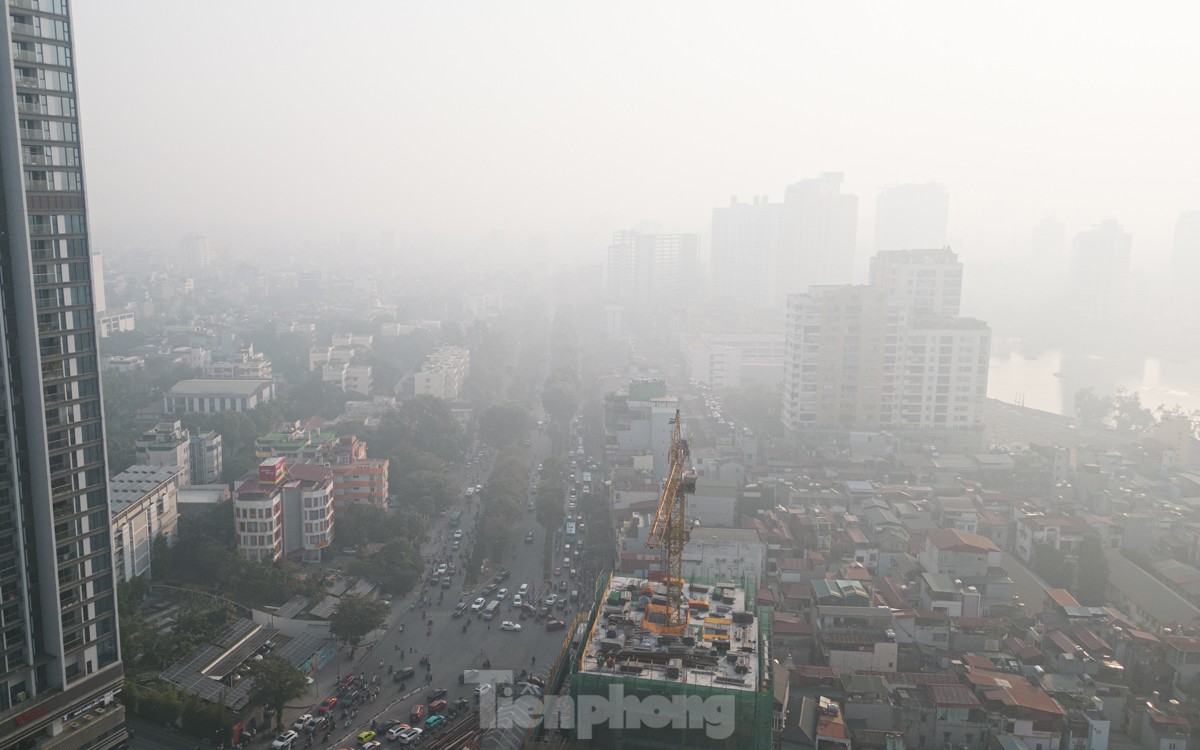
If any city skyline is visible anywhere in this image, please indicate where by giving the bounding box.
[70,1,1199,269]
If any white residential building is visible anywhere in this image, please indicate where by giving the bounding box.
[869,247,963,317]
[414,347,470,400]
[164,379,276,414]
[463,290,503,320]
[110,465,183,582]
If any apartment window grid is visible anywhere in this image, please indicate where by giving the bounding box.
[9,4,120,677]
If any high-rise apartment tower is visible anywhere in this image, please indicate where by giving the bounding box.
[1,3,128,747]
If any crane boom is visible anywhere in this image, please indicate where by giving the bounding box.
[644,409,695,633]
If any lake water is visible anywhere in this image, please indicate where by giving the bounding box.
[988,341,1200,417]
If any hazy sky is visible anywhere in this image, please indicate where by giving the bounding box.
[74,1,1199,268]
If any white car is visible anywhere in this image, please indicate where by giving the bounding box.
[453,529,463,540]
[386,725,412,741]
[291,714,313,731]
[512,594,523,607]
[271,730,299,749]
[496,588,508,600]
[397,727,424,745]
[475,683,493,697]
[471,597,486,612]
[518,583,529,595]
[500,620,522,631]
[545,594,558,606]
[436,563,448,575]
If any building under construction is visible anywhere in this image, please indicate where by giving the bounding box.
[554,573,774,750]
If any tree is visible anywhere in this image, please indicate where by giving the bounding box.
[328,595,389,657]
[1110,388,1154,433]
[541,378,580,427]
[349,538,421,596]
[1074,387,1110,427]
[1075,535,1110,606]
[1032,542,1069,588]
[246,655,310,731]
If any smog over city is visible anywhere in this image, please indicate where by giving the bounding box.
[1,2,1198,750]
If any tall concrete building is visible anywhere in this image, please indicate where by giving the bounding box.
[710,196,782,309]
[784,250,989,435]
[1069,219,1131,328]
[1,3,128,748]
[869,247,963,317]
[778,173,858,300]
[782,285,889,431]
[603,230,699,327]
[180,232,211,269]
[873,182,949,253]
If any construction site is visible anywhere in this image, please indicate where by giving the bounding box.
[520,411,774,750]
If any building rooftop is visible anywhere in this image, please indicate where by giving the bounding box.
[109,464,184,514]
[580,575,761,691]
[169,378,273,396]
[926,528,1000,554]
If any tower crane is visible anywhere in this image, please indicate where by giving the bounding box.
[644,409,695,634]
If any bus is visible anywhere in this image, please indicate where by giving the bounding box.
[450,510,462,528]
[564,522,576,543]
[483,600,500,620]
[581,472,592,495]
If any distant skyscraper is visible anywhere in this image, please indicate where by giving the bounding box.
[869,248,963,317]
[604,231,699,324]
[91,249,108,315]
[181,232,212,268]
[710,195,782,309]
[778,173,858,300]
[2,4,128,748]
[873,182,949,253]
[1069,219,1132,327]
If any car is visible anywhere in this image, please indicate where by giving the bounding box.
[394,666,415,681]
[318,697,338,713]
[428,699,448,714]
[465,487,474,496]
[512,594,523,607]
[563,557,570,567]
[453,601,468,617]
[474,683,493,697]
[380,719,408,731]
[568,502,576,511]
[527,502,535,512]
[396,727,423,745]
[271,730,299,749]
[426,688,447,702]
[452,540,461,550]
[525,531,534,542]
[553,567,561,577]
[482,583,498,595]
[500,621,522,631]
[545,594,558,606]
[497,588,508,600]
[410,704,425,721]
[357,731,377,745]
[425,715,446,730]
[527,674,546,688]
[558,581,568,592]
[453,529,463,540]
[545,618,566,631]
[518,583,529,595]
[436,563,448,575]
[292,714,313,730]
[385,725,412,741]
[454,697,471,711]
[363,743,383,750]
[475,484,483,493]
[471,597,486,612]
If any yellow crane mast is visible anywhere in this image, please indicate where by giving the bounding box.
[644,409,696,634]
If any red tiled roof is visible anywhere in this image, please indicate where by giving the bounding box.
[875,577,907,609]
[982,685,1065,716]
[1069,625,1111,654]
[961,654,995,670]
[771,612,814,636]
[963,669,1032,689]
[781,582,813,601]
[1162,635,1200,653]
[1044,588,1081,609]
[756,589,776,604]
[928,684,982,708]
[1046,630,1080,655]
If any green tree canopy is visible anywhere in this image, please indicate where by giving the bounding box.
[246,655,310,731]
[479,401,531,449]
[329,595,389,656]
